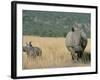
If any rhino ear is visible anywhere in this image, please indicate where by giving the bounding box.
[29,41,32,46]
[72,27,75,32]
[25,42,28,46]
[29,41,32,44]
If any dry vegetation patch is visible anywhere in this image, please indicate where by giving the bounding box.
[22,36,91,69]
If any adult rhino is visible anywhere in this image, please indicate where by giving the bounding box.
[65,26,87,62]
[23,42,42,58]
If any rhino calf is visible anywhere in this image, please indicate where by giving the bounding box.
[23,42,42,58]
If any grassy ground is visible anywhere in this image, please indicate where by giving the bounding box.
[22,36,91,69]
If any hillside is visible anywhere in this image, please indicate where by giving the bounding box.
[23,10,91,38]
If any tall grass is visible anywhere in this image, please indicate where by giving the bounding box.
[22,36,91,69]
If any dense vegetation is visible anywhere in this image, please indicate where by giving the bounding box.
[23,10,91,38]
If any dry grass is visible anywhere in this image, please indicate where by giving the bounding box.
[84,39,91,53]
[22,36,91,69]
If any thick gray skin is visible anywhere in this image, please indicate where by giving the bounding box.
[23,43,42,58]
[65,27,87,62]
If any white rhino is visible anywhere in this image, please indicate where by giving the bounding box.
[65,26,87,62]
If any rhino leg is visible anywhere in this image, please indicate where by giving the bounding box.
[71,52,78,63]
[68,47,77,62]
[71,52,74,60]
[78,51,83,59]
[76,51,83,62]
